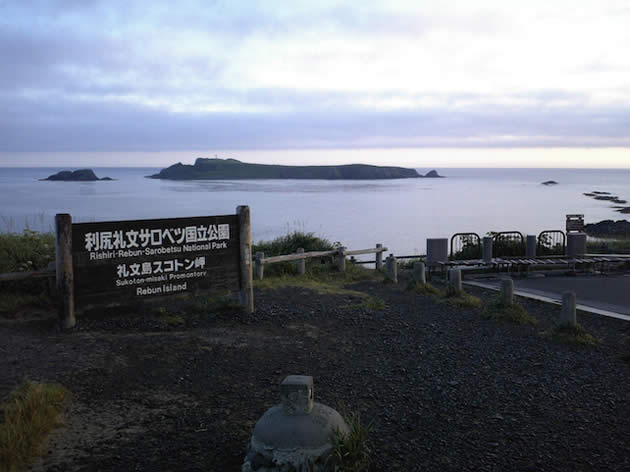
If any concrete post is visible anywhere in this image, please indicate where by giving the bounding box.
[413,261,426,285]
[426,238,448,266]
[337,246,346,272]
[237,205,254,313]
[386,255,398,283]
[296,248,305,275]
[375,243,383,270]
[55,213,75,329]
[482,237,493,263]
[255,252,264,280]
[566,233,587,258]
[560,291,577,326]
[526,235,537,258]
[448,268,462,295]
[501,277,514,306]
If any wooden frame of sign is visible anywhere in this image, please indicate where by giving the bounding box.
[55,206,253,329]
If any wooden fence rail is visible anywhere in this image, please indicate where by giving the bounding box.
[254,244,388,280]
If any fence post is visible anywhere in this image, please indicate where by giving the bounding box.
[501,277,514,306]
[386,254,398,283]
[237,205,254,313]
[447,268,462,295]
[297,248,306,275]
[55,213,75,329]
[482,237,493,263]
[337,246,346,272]
[526,235,537,258]
[375,243,383,270]
[255,252,264,280]
[413,261,426,285]
[560,291,577,326]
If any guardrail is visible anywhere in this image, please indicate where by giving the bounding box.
[254,244,388,280]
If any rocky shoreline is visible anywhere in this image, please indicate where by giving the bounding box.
[2,272,629,471]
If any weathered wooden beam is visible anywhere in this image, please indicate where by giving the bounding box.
[237,205,254,313]
[55,213,75,329]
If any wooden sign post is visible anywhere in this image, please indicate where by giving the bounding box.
[54,206,254,329]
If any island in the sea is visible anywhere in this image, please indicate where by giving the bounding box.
[41,169,113,181]
[148,158,443,180]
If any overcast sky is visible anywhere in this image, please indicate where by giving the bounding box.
[1,0,629,166]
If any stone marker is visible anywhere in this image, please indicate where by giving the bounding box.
[560,291,577,326]
[482,236,493,263]
[413,261,426,285]
[337,246,346,273]
[566,233,587,258]
[426,238,448,266]
[526,235,537,258]
[242,375,349,472]
[386,254,398,283]
[297,248,306,275]
[448,268,462,295]
[501,278,514,306]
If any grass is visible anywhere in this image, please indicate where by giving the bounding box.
[255,262,382,299]
[0,380,69,472]
[327,410,372,472]
[439,289,483,309]
[483,300,538,325]
[406,280,442,296]
[541,323,598,346]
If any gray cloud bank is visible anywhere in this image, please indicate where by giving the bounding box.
[2,0,630,152]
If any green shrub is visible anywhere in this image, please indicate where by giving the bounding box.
[253,231,336,276]
[0,230,55,273]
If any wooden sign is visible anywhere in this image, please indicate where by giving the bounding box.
[566,214,584,233]
[55,207,253,328]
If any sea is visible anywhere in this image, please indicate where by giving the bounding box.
[1,167,628,257]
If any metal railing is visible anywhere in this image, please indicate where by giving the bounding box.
[450,232,482,260]
[537,230,566,256]
[492,231,525,257]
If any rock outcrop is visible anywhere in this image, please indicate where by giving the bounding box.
[42,169,113,181]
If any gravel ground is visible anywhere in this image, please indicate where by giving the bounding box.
[2,271,630,472]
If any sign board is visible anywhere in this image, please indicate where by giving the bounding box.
[71,214,240,305]
[566,214,584,233]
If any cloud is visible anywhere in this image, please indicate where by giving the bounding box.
[1,0,630,153]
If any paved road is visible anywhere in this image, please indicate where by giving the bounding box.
[471,273,630,316]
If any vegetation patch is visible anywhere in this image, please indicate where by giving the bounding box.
[440,291,483,309]
[406,280,442,296]
[0,380,69,472]
[256,261,381,298]
[541,323,598,346]
[252,231,336,277]
[483,300,537,325]
[327,410,372,472]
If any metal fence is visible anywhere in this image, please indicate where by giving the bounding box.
[537,230,566,256]
[492,231,525,257]
[450,233,482,260]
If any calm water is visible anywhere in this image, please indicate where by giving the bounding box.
[1,167,628,256]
